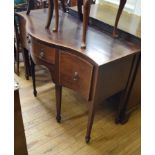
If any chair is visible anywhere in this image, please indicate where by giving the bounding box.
[26,0,127,48]
[14,0,27,75]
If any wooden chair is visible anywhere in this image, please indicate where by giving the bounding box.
[27,0,127,48]
[14,19,20,75]
[15,0,48,77]
[14,1,27,76]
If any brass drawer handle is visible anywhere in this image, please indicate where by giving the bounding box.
[73,72,79,81]
[39,49,45,59]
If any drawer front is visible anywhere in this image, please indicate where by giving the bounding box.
[31,40,55,64]
[60,51,93,100]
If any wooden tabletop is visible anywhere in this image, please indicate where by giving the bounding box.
[17,9,140,66]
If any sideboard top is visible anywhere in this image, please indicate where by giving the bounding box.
[17,9,140,66]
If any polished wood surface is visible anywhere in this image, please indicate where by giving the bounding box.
[16,9,140,142]
[26,0,135,47]
[14,82,28,155]
[16,9,140,66]
[15,68,140,155]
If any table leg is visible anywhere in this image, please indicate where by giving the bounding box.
[85,100,96,143]
[115,54,140,124]
[22,48,30,80]
[55,85,62,123]
[30,56,37,97]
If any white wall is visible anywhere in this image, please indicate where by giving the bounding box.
[96,0,141,16]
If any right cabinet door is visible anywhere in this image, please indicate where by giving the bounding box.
[59,51,94,100]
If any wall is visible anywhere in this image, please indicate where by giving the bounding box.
[96,0,141,16]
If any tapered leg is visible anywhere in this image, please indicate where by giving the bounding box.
[77,0,83,21]
[30,57,37,97]
[55,85,62,123]
[22,49,30,80]
[81,0,91,49]
[115,90,129,124]
[14,19,20,75]
[113,0,127,37]
[14,43,20,76]
[116,54,140,124]
[53,0,59,32]
[16,47,20,76]
[45,0,54,29]
[85,100,96,143]
[26,0,35,15]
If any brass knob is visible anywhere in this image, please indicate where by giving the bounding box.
[73,72,79,81]
[39,49,44,59]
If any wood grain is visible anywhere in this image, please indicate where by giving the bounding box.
[15,66,141,155]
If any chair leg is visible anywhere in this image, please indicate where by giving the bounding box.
[30,56,37,97]
[22,48,30,80]
[14,43,20,76]
[60,0,66,12]
[16,50,20,76]
[81,0,91,49]
[77,0,83,21]
[26,0,35,15]
[45,0,54,29]
[113,0,127,37]
[55,85,62,123]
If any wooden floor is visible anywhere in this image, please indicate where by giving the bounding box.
[15,63,141,155]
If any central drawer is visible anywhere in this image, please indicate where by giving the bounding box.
[31,40,56,64]
[59,51,94,100]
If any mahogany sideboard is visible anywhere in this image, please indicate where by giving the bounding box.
[16,9,140,143]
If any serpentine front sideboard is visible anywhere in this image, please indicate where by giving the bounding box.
[16,9,140,143]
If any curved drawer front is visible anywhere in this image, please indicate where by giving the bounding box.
[31,39,55,64]
[60,51,93,100]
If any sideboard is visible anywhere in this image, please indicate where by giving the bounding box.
[16,8,140,143]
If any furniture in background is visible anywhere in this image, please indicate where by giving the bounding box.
[16,9,140,143]
[14,81,28,155]
[14,0,48,79]
[14,0,30,78]
[14,0,27,76]
[14,19,21,76]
